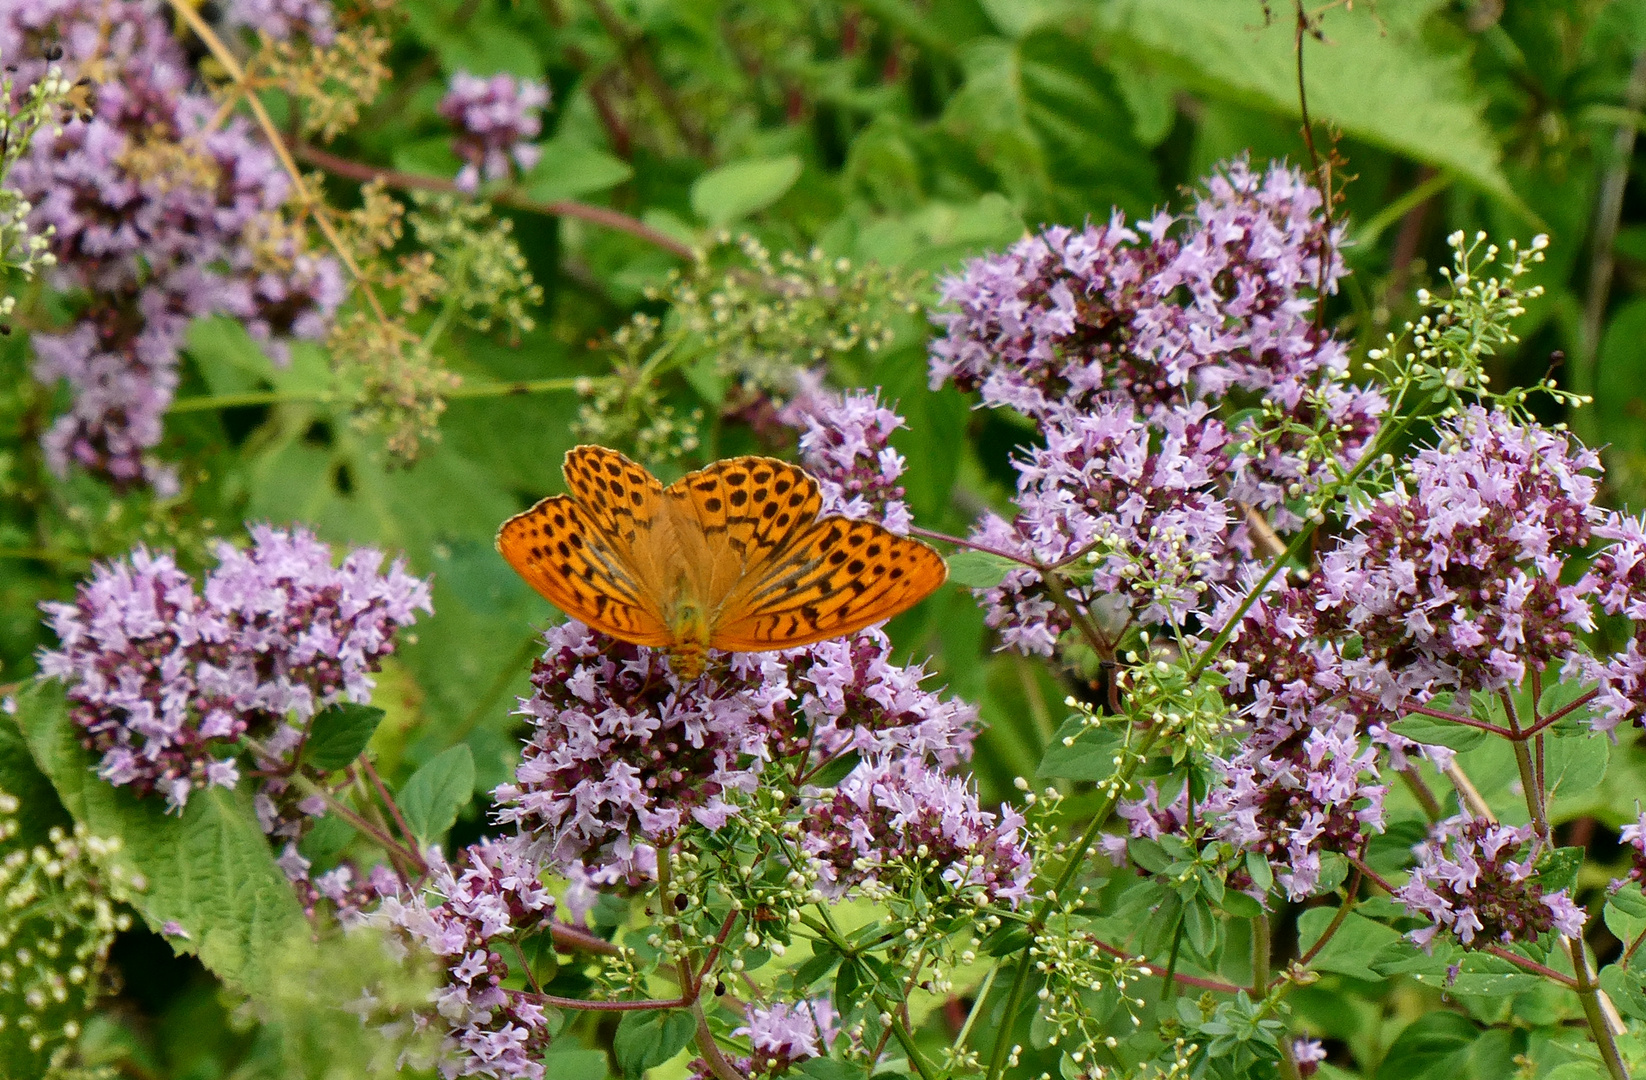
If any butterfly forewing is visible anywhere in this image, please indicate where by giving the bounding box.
[561,445,666,547]
[710,516,948,650]
[496,494,672,645]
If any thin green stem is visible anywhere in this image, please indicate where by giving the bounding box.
[1252,909,1273,995]
[886,1007,939,1080]
[1189,404,1427,684]
[951,964,999,1055]
[1159,919,1186,1000]
[984,728,1161,1080]
[168,376,591,414]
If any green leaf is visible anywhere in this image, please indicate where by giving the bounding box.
[184,316,276,396]
[946,549,1022,588]
[1182,896,1218,959]
[1127,837,1171,874]
[1603,962,1646,1021]
[538,1049,610,1080]
[1606,885,1646,953]
[1244,851,1273,895]
[1376,1011,1482,1080]
[397,745,476,843]
[302,704,385,772]
[1544,732,1609,805]
[1101,0,1523,215]
[793,1058,870,1080]
[690,156,803,226]
[521,138,635,203]
[1535,846,1584,895]
[1037,716,1121,781]
[943,30,1160,224]
[1295,909,1401,982]
[612,1009,696,1078]
[12,682,306,988]
[1388,715,1489,752]
[391,135,464,181]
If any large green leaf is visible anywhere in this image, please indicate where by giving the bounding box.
[397,744,476,843]
[944,29,1160,222]
[1100,0,1522,213]
[1295,908,1402,982]
[12,682,306,988]
[690,156,804,226]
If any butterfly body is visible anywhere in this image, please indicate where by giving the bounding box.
[497,446,947,678]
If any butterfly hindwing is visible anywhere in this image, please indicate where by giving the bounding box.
[496,494,671,645]
[668,456,823,602]
[668,456,820,557]
[711,515,947,650]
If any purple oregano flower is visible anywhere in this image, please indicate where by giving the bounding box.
[440,71,551,193]
[39,524,430,810]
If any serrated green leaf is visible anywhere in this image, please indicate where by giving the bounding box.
[947,549,1022,588]
[302,703,385,772]
[612,1009,695,1079]
[690,156,802,226]
[1101,0,1523,216]
[13,681,305,988]
[397,744,475,842]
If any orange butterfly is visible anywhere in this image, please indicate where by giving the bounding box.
[496,446,947,679]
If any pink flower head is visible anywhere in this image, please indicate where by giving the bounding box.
[1394,815,1584,950]
[440,71,551,192]
[801,757,1031,905]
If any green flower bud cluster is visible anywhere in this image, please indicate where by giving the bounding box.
[655,233,923,392]
[407,193,545,338]
[0,792,134,1076]
[1,58,74,332]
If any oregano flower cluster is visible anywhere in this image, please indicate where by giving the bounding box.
[39,523,430,809]
[4,0,344,490]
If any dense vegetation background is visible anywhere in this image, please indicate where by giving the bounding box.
[10,0,1646,1077]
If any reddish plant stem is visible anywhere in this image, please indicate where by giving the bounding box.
[1348,690,1515,738]
[1294,868,1363,970]
[585,0,711,157]
[907,526,1045,569]
[290,142,696,259]
[1346,855,1397,896]
[693,910,742,996]
[552,922,623,957]
[519,989,689,1011]
[1484,945,1580,989]
[358,758,418,851]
